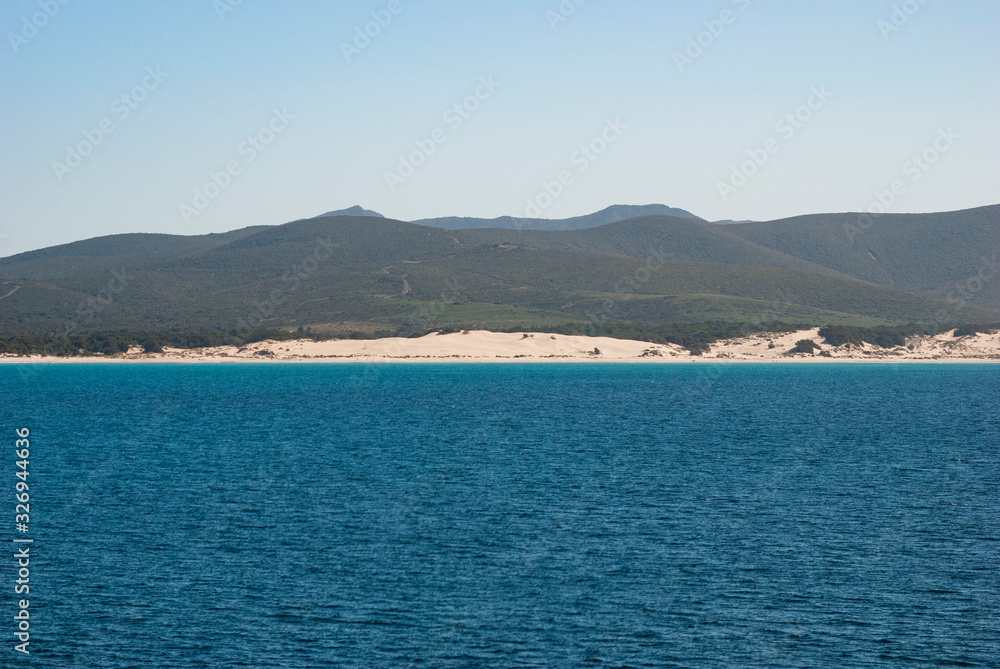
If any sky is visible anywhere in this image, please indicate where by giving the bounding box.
[1,0,997,255]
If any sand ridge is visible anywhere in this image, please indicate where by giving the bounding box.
[2,329,1000,363]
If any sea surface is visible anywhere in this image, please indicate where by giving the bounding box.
[1,363,998,668]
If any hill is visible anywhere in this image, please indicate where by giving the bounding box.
[454,216,850,276]
[719,205,1000,308]
[0,226,269,280]
[315,205,384,218]
[1,208,997,339]
[410,204,698,231]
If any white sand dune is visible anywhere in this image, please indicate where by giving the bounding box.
[3,329,999,363]
[703,328,1000,361]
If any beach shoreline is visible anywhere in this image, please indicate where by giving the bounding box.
[2,329,999,364]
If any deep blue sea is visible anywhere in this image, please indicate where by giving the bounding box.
[1,363,998,667]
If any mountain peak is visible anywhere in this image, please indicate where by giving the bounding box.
[317,206,385,218]
[584,204,698,224]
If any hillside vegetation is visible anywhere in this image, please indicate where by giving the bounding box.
[720,206,1000,307]
[0,206,997,345]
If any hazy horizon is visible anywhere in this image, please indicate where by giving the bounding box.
[3,0,998,256]
[6,200,1000,257]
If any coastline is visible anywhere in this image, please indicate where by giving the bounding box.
[2,329,999,364]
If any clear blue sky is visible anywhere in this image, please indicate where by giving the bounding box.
[1,0,997,255]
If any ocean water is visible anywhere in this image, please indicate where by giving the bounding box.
[1,363,998,667]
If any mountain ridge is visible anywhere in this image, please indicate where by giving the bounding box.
[405,204,699,231]
[1,204,997,337]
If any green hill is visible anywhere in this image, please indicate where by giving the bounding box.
[0,226,270,280]
[1,209,997,339]
[719,205,1000,307]
[455,216,851,276]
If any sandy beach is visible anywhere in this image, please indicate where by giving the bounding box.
[2,329,999,363]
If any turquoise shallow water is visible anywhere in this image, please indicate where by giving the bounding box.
[1,363,998,667]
